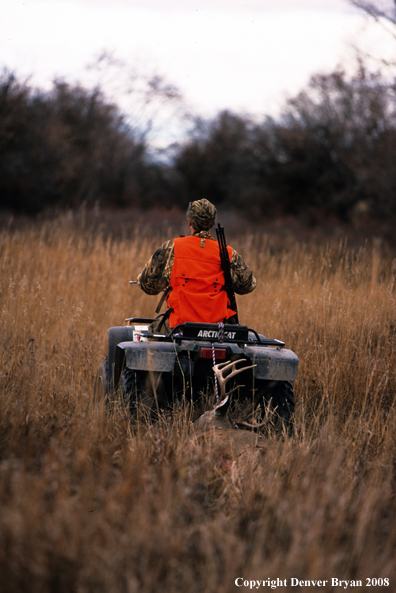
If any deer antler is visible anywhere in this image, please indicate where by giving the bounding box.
[212,360,270,430]
[235,418,268,430]
[234,400,281,430]
[192,360,264,433]
[213,359,256,398]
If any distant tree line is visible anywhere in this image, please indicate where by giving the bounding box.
[1,63,396,222]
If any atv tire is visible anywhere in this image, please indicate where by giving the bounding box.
[256,379,295,436]
[121,368,167,417]
[107,326,134,393]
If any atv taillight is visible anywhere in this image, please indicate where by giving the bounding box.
[200,347,226,360]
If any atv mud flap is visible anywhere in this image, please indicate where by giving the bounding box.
[117,341,178,373]
[244,345,299,381]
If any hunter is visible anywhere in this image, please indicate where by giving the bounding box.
[137,199,256,331]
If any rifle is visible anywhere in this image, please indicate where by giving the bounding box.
[215,223,239,324]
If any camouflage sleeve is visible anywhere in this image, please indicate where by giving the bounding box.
[230,249,257,295]
[137,239,174,295]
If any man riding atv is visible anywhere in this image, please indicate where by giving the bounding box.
[137,199,256,333]
[94,199,296,433]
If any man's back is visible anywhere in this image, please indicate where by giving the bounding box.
[137,199,256,328]
[167,235,235,326]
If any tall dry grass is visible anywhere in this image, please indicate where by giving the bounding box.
[1,212,396,592]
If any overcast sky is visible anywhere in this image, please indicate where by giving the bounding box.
[1,0,393,122]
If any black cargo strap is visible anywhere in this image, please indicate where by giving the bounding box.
[155,286,172,314]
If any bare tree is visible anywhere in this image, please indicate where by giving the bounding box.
[86,51,188,153]
[350,0,396,26]
[350,0,396,45]
[349,1,396,70]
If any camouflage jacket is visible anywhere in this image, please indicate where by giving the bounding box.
[137,230,256,296]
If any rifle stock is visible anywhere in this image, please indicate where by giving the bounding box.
[216,223,239,324]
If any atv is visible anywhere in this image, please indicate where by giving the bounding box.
[94,310,299,431]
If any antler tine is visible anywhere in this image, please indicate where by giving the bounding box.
[213,359,256,398]
[232,403,268,430]
[235,406,260,423]
[235,419,268,430]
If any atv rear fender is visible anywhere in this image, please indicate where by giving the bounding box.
[110,320,298,386]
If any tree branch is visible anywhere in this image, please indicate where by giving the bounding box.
[349,0,396,25]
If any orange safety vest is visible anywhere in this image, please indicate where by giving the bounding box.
[167,235,236,327]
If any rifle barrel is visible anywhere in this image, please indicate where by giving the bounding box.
[216,223,239,323]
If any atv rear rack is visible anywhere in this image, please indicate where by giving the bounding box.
[124,319,285,348]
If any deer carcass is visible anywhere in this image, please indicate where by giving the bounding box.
[191,360,273,465]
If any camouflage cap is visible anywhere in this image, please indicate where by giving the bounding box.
[186,199,217,231]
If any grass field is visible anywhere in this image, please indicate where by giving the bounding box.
[1,210,396,592]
